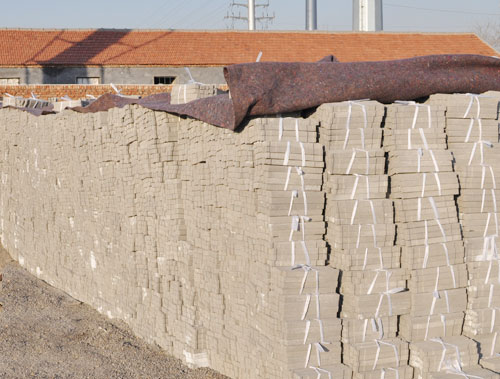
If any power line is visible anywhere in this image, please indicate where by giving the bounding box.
[385,3,500,17]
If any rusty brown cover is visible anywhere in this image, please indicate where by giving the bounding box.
[9,54,500,131]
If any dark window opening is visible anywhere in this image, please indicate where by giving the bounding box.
[154,76,175,85]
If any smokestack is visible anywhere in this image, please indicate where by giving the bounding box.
[248,0,255,30]
[353,0,383,31]
[306,0,317,31]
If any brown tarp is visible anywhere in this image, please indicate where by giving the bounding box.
[7,54,500,130]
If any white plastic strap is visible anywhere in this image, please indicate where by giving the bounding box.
[370,200,377,224]
[356,224,362,249]
[363,247,369,270]
[419,128,429,150]
[279,116,283,141]
[463,94,480,119]
[417,148,423,172]
[301,241,311,266]
[288,190,299,216]
[488,284,495,308]
[284,166,292,191]
[309,366,332,379]
[464,118,475,143]
[299,142,306,167]
[421,173,427,197]
[434,173,442,196]
[295,119,300,142]
[284,140,291,166]
[346,149,356,175]
[350,200,359,225]
[429,150,439,172]
[343,129,350,150]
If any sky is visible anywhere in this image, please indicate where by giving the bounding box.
[0,0,499,33]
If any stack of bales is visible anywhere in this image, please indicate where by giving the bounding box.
[316,101,412,379]
[430,93,500,374]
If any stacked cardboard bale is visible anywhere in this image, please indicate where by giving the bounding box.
[429,93,500,374]
[385,101,490,378]
[316,101,412,379]
[384,103,477,378]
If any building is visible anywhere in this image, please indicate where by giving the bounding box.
[0,29,497,86]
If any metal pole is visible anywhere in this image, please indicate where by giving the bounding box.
[248,0,255,30]
[306,0,317,30]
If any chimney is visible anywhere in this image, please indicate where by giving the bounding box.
[306,0,317,30]
[353,0,383,31]
[248,0,255,30]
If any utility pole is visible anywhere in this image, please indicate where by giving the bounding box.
[306,0,317,31]
[225,0,275,30]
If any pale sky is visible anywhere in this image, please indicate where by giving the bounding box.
[1,0,499,32]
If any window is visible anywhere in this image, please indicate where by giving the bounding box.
[76,77,100,85]
[0,78,20,85]
[154,76,175,85]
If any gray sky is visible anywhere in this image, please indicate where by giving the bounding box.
[1,0,499,32]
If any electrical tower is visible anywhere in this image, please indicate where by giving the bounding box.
[225,0,275,30]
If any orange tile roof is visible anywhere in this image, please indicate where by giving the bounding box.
[0,29,497,67]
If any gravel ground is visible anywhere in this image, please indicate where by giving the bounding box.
[0,248,227,379]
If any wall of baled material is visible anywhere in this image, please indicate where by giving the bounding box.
[0,106,344,379]
[2,93,500,379]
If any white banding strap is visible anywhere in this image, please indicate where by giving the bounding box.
[481,189,486,213]
[491,331,498,357]
[309,366,332,379]
[304,320,311,344]
[419,128,429,150]
[468,140,493,166]
[362,319,369,342]
[351,174,370,200]
[444,290,451,313]
[484,213,492,238]
[463,93,481,119]
[356,224,362,249]
[370,200,377,224]
[295,119,300,142]
[491,308,497,333]
[301,241,311,266]
[411,104,419,129]
[278,116,283,141]
[291,241,296,266]
[284,166,292,191]
[283,140,291,166]
[299,142,306,167]
[417,148,423,172]
[421,173,427,197]
[431,338,463,372]
[373,340,399,370]
[371,224,378,247]
[290,216,300,241]
[434,173,442,196]
[488,284,495,308]
[464,118,475,143]
[429,150,439,172]
[288,190,299,216]
[362,247,369,270]
[292,264,312,294]
[378,247,384,269]
[360,128,366,150]
[350,200,359,225]
[343,129,350,150]
[346,149,356,174]
[301,294,311,320]
[300,216,311,242]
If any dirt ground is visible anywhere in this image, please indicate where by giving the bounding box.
[0,248,227,379]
